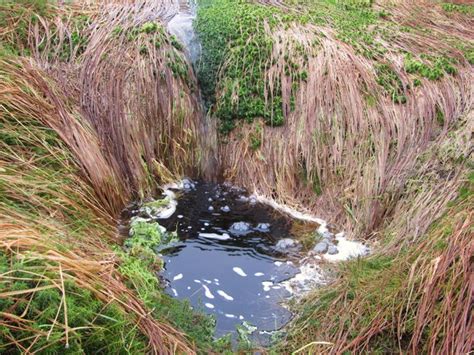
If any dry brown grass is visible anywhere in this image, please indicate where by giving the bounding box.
[281,169,473,353]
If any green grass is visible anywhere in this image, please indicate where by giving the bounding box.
[0,253,149,354]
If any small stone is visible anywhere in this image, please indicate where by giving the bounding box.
[275,238,297,250]
[208,197,213,202]
[327,245,339,255]
[313,241,328,254]
[208,206,214,211]
[318,230,334,240]
[238,195,249,202]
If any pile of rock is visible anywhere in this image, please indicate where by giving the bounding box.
[312,225,340,255]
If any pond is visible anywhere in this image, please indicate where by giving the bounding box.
[161,181,302,342]
[124,179,369,344]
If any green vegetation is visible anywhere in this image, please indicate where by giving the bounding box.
[197,0,469,131]
[404,54,457,81]
[196,0,290,131]
[441,2,474,15]
[375,63,406,104]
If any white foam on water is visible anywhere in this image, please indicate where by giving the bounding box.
[156,189,178,219]
[203,279,212,284]
[172,288,178,297]
[198,233,231,241]
[232,267,247,277]
[194,279,201,284]
[205,303,214,309]
[262,281,273,292]
[173,273,183,281]
[274,261,283,266]
[225,314,236,318]
[217,290,234,301]
[202,284,215,299]
[187,286,191,290]
[254,272,264,277]
[254,193,327,225]
[239,315,244,320]
[323,235,369,262]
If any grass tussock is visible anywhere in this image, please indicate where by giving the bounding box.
[0,0,214,352]
[2,0,214,216]
[280,172,473,353]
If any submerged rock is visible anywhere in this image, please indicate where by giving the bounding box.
[275,238,296,249]
[229,221,252,235]
[275,238,300,253]
[221,205,231,212]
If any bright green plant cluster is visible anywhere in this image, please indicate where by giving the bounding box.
[249,122,263,151]
[404,54,457,81]
[126,219,178,254]
[441,2,474,15]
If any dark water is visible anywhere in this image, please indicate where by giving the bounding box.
[156,181,300,341]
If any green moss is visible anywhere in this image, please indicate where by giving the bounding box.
[375,63,406,104]
[140,21,159,34]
